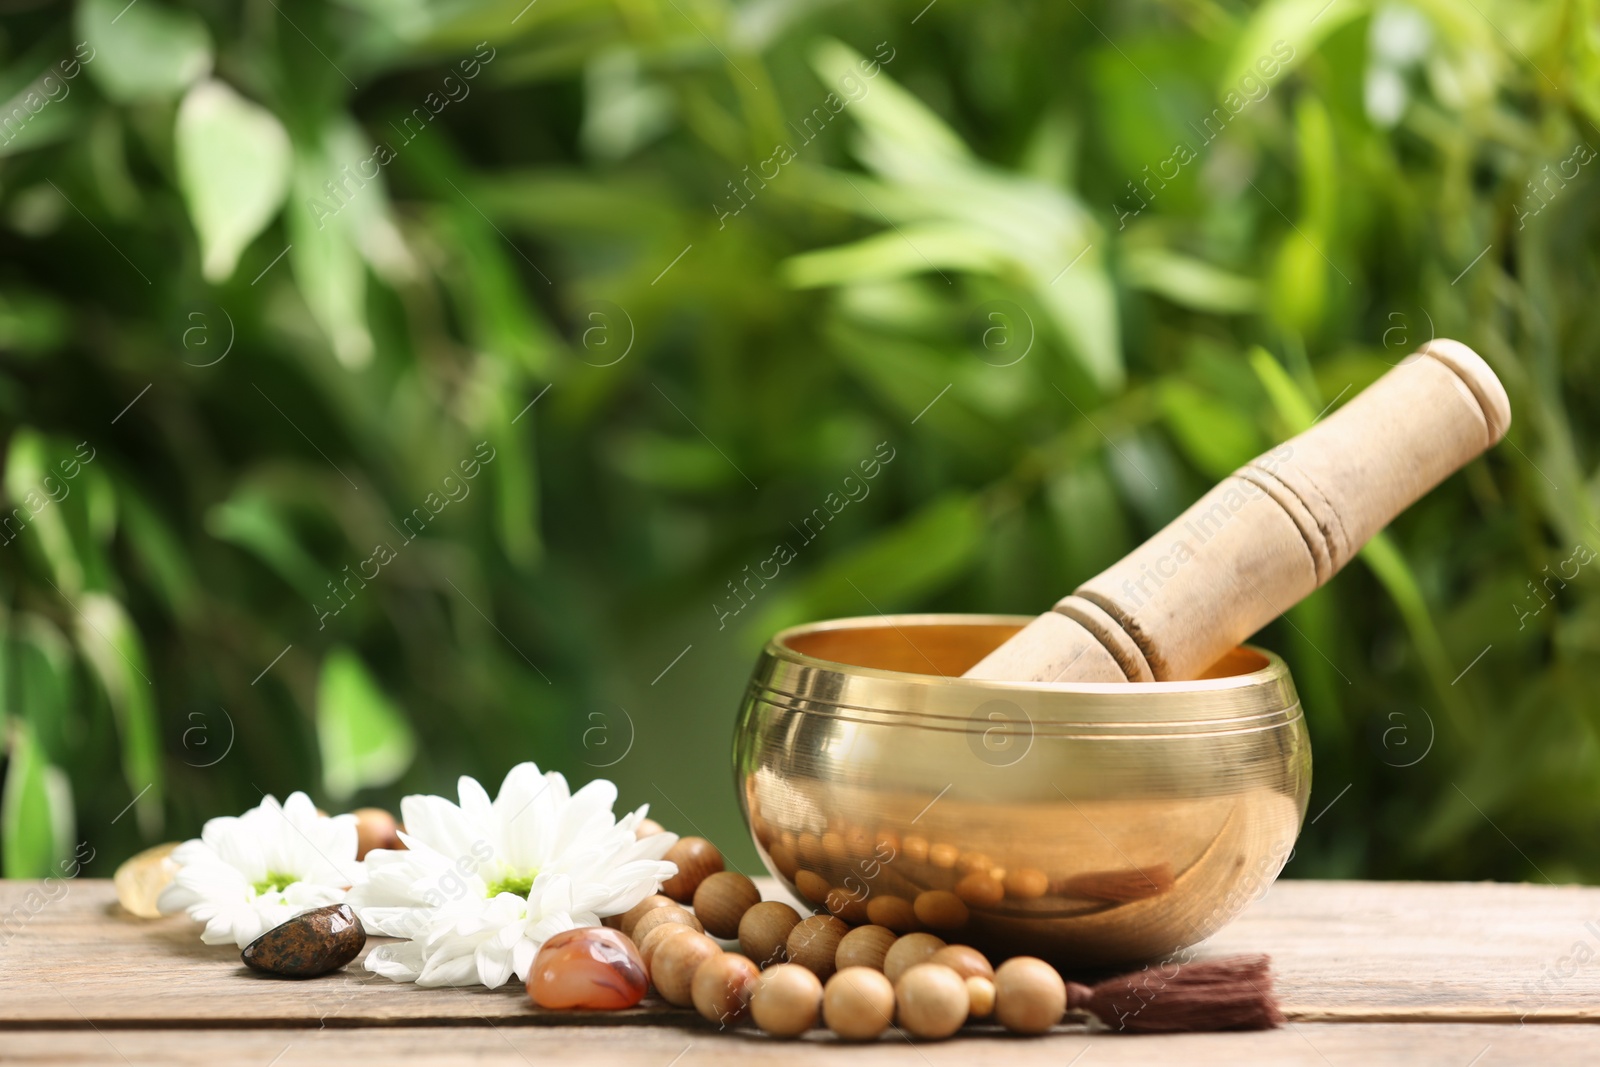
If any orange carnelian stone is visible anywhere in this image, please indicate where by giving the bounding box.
[527,927,648,1010]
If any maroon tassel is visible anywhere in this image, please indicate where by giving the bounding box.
[1065,954,1283,1033]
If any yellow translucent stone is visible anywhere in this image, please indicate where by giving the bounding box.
[114,842,181,918]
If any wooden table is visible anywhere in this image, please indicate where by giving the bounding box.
[3,878,1597,1064]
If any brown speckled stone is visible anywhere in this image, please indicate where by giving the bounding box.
[242,904,365,978]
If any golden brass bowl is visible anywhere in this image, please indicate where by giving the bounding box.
[733,614,1311,968]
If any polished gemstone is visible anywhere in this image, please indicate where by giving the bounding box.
[527,927,648,1010]
[241,904,365,978]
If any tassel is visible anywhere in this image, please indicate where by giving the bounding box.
[1056,862,1174,903]
[1065,954,1283,1033]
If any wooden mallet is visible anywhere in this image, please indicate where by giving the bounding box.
[964,339,1510,684]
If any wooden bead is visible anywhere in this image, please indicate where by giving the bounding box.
[692,952,760,1027]
[866,895,918,934]
[793,869,831,905]
[954,872,1004,908]
[785,914,848,981]
[929,945,993,981]
[913,890,970,931]
[738,901,800,968]
[902,835,929,863]
[928,843,960,869]
[965,976,995,1018]
[883,932,945,983]
[632,905,702,945]
[693,872,760,940]
[894,963,969,1040]
[661,837,723,903]
[750,963,822,1037]
[639,923,695,971]
[1003,867,1049,900]
[619,894,675,939]
[635,817,666,839]
[353,808,402,860]
[823,966,896,1040]
[835,925,897,972]
[650,931,721,1007]
[993,957,1067,1035]
[824,887,870,925]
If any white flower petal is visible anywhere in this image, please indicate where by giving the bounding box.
[367,941,426,983]
[399,794,484,869]
[351,762,675,989]
[160,793,357,949]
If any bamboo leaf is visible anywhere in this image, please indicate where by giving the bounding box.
[78,0,211,103]
[176,81,292,283]
[747,491,984,640]
[289,140,373,368]
[74,594,162,836]
[1,719,70,877]
[317,647,417,802]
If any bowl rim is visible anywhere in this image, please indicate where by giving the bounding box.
[767,613,1290,696]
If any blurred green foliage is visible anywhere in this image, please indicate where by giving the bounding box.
[0,0,1595,885]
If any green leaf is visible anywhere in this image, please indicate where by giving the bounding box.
[321,118,417,284]
[610,431,732,490]
[1,719,72,877]
[73,594,162,836]
[748,492,985,640]
[3,428,82,591]
[1359,531,1473,737]
[78,0,212,104]
[317,647,416,802]
[290,142,374,368]
[116,486,200,620]
[176,81,292,283]
[11,615,76,763]
[1159,380,1265,480]
[1248,346,1318,430]
[490,423,541,569]
[1123,248,1260,314]
[435,201,554,378]
[783,224,1006,288]
[1046,455,1131,582]
[0,288,68,352]
[206,489,324,594]
[808,39,969,167]
[1221,0,1367,93]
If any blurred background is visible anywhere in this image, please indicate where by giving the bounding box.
[0,0,1593,884]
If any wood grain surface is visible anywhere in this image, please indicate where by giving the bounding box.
[0,1024,1587,1067]
[2,877,1596,1063]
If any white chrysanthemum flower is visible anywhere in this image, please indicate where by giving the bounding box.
[347,762,678,989]
[157,791,360,948]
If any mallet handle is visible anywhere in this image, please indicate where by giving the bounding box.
[964,340,1510,683]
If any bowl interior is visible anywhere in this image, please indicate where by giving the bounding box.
[781,618,1269,681]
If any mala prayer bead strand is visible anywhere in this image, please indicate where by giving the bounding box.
[528,825,1282,1038]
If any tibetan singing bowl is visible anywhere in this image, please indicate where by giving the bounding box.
[733,614,1311,968]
